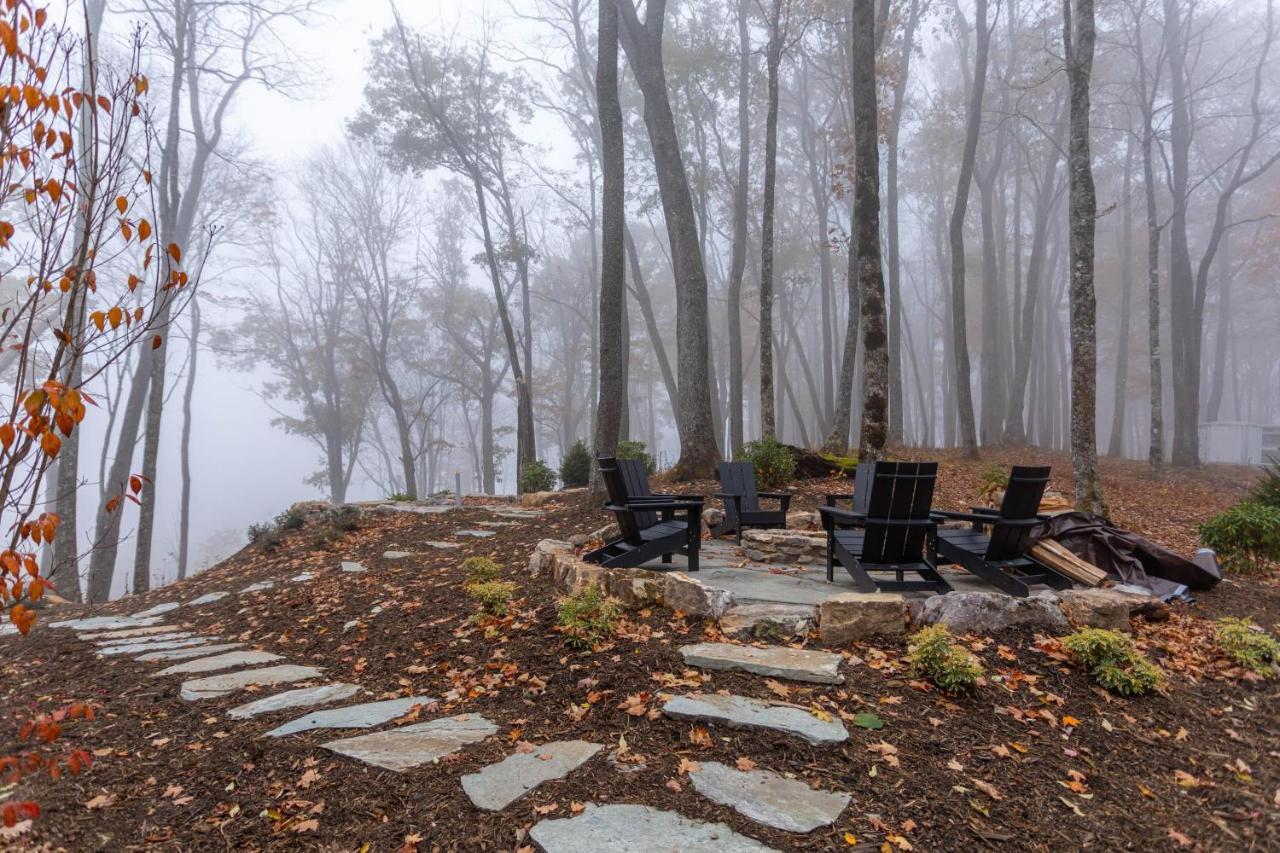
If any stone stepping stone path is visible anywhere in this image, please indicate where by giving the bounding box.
[79,624,180,641]
[529,804,774,852]
[484,507,544,520]
[180,664,324,701]
[476,520,516,528]
[341,561,368,573]
[290,572,315,582]
[228,683,362,720]
[100,637,219,656]
[265,696,435,737]
[455,529,495,538]
[96,631,194,646]
[687,761,850,833]
[187,591,230,606]
[137,643,245,662]
[680,642,843,685]
[50,615,164,631]
[133,602,180,618]
[663,694,848,745]
[321,714,496,772]
[424,541,461,550]
[155,650,283,677]
[461,740,601,811]
[240,580,274,593]
[381,551,409,560]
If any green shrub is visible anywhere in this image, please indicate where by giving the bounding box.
[1061,628,1163,695]
[738,436,797,491]
[462,556,502,587]
[615,440,654,474]
[328,505,361,533]
[560,439,592,488]
[386,491,416,502]
[907,625,984,692]
[520,459,557,493]
[467,580,517,617]
[557,585,622,650]
[1215,617,1280,677]
[1249,456,1280,510]
[274,507,305,532]
[1199,502,1280,574]
[979,463,1010,504]
[246,522,275,545]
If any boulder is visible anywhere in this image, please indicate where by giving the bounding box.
[819,593,907,645]
[719,604,815,642]
[702,507,726,530]
[785,510,821,531]
[528,539,576,577]
[600,567,664,608]
[1057,588,1137,632]
[913,590,1069,635]
[522,488,586,507]
[567,522,618,548]
[663,573,736,618]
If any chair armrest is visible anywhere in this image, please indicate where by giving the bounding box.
[824,493,856,508]
[624,499,703,511]
[819,505,869,531]
[758,491,790,501]
[931,509,999,525]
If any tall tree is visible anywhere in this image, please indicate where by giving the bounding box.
[615,0,719,477]
[850,0,888,459]
[592,0,626,483]
[726,0,751,455]
[1063,0,1104,511]
[947,0,988,460]
[759,0,787,440]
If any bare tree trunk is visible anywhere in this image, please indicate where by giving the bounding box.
[824,205,860,454]
[616,0,719,478]
[1108,135,1135,457]
[177,296,200,580]
[1064,0,1104,512]
[592,0,625,492]
[758,0,784,440]
[726,0,750,455]
[1205,208,1233,421]
[947,0,988,459]
[624,226,678,412]
[849,0,888,460]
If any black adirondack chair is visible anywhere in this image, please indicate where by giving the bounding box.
[584,458,703,571]
[711,461,791,543]
[819,461,951,594]
[932,465,1073,597]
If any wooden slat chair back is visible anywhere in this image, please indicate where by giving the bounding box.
[986,466,1051,560]
[616,458,658,528]
[598,459,642,544]
[586,456,704,572]
[860,462,938,566]
[717,462,760,512]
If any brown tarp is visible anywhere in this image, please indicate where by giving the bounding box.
[1030,512,1220,599]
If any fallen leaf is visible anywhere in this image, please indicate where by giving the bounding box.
[85,793,117,810]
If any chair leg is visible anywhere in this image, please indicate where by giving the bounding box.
[826,536,834,583]
[661,553,672,564]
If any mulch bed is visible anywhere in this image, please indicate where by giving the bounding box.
[3,451,1278,851]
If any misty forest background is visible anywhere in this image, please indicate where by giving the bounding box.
[39,0,1280,601]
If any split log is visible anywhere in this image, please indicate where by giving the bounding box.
[1029,538,1108,586]
[783,444,855,479]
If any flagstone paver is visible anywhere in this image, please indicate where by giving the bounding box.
[97,631,195,646]
[188,592,230,606]
[381,551,409,560]
[99,637,219,656]
[424,541,462,550]
[321,714,497,771]
[50,616,164,631]
[266,695,436,737]
[135,643,245,662]
[679,642,844,685]
[461,740,602,811]
[133,602,181,618]
[687,761,850,832]
[342,561,368,573]
[155,650,284,677]
[180,664,325,701]
[528,804,775,852]
[79,625,181,641]
[290,572,315,582]
[240,581,275,593]
[663,694,848,745]
[227,683,362,720]
[456,529,495,538]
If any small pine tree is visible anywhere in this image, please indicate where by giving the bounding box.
[559,439,592,488]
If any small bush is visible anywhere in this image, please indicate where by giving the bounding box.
[520,459,557,493]
[557,585,622,650]
[1249,456,1280,510]
[1199,502,1280,574]
[615,440,654,474]
[386,491,416,502]
[1215,617,1280,677]
[329,505,361,533]
[313,527,344,550]
[1061,628,1163,695]
[907,625,984,692]
[979,463,1010,504]
[467,580,517,617]
[738,436,797,491]
[274,507,306,532]
[246,522,275,544]
[462,556,502,587]
[560,439,592,488]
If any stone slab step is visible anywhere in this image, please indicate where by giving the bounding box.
[136,643,245,662]
[461,740,601,811]
[187,592,230,606]
[456,529,495,538]
[97,631,194,647]
[718,605,816,642]
[99,637,219,656]
[155,650,283,677]
[321,714,496,772]
[227,683,362,720]
[266,696,436,737]
[50,616,165,631]
[663,694,848,745]
[79,625,181,641]
[528,803,775,852]
[133,602,180,618]
[180,665,324,700]
[240,581,275,593]
[342,561,368,572]
[679,642,843,685]
[688,761,850,833]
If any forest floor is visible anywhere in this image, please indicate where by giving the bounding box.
[3,448,1278,852]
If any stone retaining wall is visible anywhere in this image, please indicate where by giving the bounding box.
[739,530,827,565]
